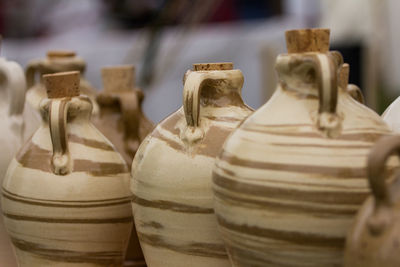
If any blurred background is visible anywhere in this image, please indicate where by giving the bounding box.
[0,0,397,122]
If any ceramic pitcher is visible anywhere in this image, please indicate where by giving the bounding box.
[93,65,153,266]
[344,135,400,267]
[131,62,253,267]
[0,54,26,267]
[212,28,394,266]
[1,71,133,266]
[23,50,98,140]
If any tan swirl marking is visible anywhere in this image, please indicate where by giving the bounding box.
[73,160,128,176]
[267,142,372,149]
[241,126,388,143]
[139,221,164,229]
[214,190,356,216]
[204,115,243,122]
[2,187,131,203]
[213,173,368,205]
[153,125,233,157]
[11,237,123,265]
[16,143,128,176]
[216,216,344,248]
[69,134,115,151]
[216,165,365,190]
[138,232,227,258]
[3,213,133,224]
[133,195,213,214]
[219,152,367,178]
[2,189,131,208]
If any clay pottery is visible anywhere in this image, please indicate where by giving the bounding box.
[1,71,133,266]
[212,28,394,266]
[0,54,26,267]
[93,65,153,168]
[23,50,98,140]
[93,65,153,266]
[344,135,400,267]
[131,62,253,267]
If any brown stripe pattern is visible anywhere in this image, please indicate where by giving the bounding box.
[131,106,253,267]
[1,96,133,266]
[212,87,396,266]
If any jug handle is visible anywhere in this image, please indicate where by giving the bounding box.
[49,98,71,175]
[313,53,341,137]
[0,60,26,116]
[366,135,400,234]
[182,71,212,143]
[347,84,365,104]
[26,60,40,89]
[119,91,141,155]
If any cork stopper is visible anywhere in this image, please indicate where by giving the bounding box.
[44,71,80,98]
[339,63,350,89]
[47,50,76,59]
[101,65,135,92]
[285,28,330,53]
[193,62,233,71]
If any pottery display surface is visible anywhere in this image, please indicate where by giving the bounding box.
[0,55,27,267]
[23,50,99,140]
[212,29,394,266]
[344,135,400,267]
[131,62,253,267]
[1,71,133,266]
[93,65,153,266]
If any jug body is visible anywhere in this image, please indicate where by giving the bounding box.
[212,29,394,266]
[2,72,133,266]
[131,63,253,267]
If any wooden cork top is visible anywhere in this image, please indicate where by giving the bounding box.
[47,50,76,58]
[285,28,330,53]
[101,65,135,92]
[44,71,80,98]
[193,62,233,71]
[339,63,350,89]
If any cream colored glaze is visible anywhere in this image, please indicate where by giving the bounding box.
[2,71,132,266]
[0,56,26,267]
[23,51,98,141]
[212,29,395,266]
[131,63,253,267]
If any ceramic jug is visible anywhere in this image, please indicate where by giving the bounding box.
[23,50,98,140]
[344,135,400,267]
[0,54,26,267]
[93,65,153,266]
[1,71,133,266]
[212,28,394,267]
[131,62,253,267]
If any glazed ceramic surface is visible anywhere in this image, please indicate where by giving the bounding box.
[23,50,98,140]
[382,97,400,132]
[131,62,253,267]
[212,29,394,267]
[344,136,400,267]
[93,65,153,266]
[0,56,26,267]
[1,71,133,266]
